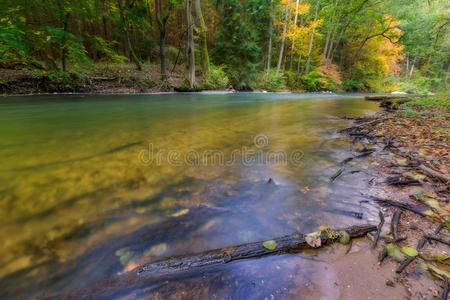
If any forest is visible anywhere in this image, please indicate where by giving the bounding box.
[0,0,449,93]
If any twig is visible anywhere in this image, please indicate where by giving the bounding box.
[425,236,450,247]
[372,197,427,217]
[396,225,443,273]
[373,211,385,248]
[330,168,344,182]
[442,276,449,300]
[418,164,450,183]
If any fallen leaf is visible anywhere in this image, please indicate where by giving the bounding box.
[171,208,189,217]
[401,246,418,257]
[338,231,350,245]
[305,231,322,248]
[262,240,277,251]
[386,243,406,262]
[319,225,330,231]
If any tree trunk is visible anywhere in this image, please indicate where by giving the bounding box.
[117,0,142,71]
[186,0,195,88]
[276,0,290,75]
[304,0,320,74]
[289,0,301,70]
[194,0,209,75]
[266,0,274,73]
[61,12,70,72]
[155,0,169,81]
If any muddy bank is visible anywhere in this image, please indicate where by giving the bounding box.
[339,97,449,299]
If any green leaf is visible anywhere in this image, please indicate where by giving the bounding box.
[262,240,277,251]
[338,231,350,245]
[386,243,406,262]
[401,246,418,257]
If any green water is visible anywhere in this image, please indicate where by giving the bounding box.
[0,93,379,298]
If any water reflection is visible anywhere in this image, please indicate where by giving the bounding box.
[0,93,378,298]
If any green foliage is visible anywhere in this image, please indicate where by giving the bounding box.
[213,0,264,89]
[405,97,450,109]
[46,26,92,71]
[91,36,128,63]
[200,65,230,90]
[0,15,30,67]
[255,69,285,91]
[343,79,366,92]
[284,71,302,91]
[160,80,173,91]
[299,69,341,92]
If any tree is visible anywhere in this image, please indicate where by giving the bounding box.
[194,0,210,74]
[155,0,174,81]
[186,0,195,87]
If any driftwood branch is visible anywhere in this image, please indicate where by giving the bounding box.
[137,224,376,276]
[371,197,427,217]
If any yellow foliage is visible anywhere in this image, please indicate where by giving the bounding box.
[298,3,310,14]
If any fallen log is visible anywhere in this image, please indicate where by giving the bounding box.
[137,224,376,276]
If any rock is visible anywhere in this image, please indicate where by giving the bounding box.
[386,279,396,287]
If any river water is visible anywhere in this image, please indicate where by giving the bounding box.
[0,93,380,299]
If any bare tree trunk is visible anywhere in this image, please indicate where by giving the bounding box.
[408,61,415,79]
[289,0,301,70]
[304,0,321,74]
[186,0,195,87]
[276,0,290,75]
[194,0,209,75]
[266,0,274,73]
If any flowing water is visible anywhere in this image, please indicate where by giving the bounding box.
[0,93,380,299]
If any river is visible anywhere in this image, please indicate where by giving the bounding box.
[0,93,380,299]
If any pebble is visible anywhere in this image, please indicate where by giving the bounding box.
[386,279,395,287]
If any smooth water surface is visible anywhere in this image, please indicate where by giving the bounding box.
[0,93,379,298]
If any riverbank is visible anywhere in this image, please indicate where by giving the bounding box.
[339,96,449,299]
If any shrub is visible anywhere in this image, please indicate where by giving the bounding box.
[255,69,285,91]
[91,36,128,63]
[201,65,230,90]
[285,71,304,91]
[288,65,343,92]
[343,79,366,92]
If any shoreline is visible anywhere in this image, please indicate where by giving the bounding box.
[338,97,449,299]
